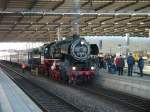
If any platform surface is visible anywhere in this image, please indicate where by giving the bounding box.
[0,68,42,112]
[138,64,150,75]
[100,67,150,81]
[97,68,150,99]
[134,63,150,74]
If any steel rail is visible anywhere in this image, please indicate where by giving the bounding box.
[0,63,83,112]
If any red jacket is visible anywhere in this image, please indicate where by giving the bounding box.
[115,57,121,65]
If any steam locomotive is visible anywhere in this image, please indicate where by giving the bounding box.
[3,35,99,83]
[43,35,99,83]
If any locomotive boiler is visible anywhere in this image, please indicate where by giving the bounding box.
[44,35,99,83]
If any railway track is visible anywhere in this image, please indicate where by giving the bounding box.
[0,63,82,112]
[1,61,150,112]
[73,84,150,112]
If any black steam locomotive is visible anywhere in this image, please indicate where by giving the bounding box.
[4,35,99,84]
[43,35,99,83]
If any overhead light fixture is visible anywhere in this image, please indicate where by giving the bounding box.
[104,28,107,30]
[115,13,119,16]
[88,22,92,25]
[114,22,118,25]
[132,13,136,16]
[60,22,63,25]
[127,22,131,25]
[125,29,128,31]
[98,13,101,16]
[135,28,138,31]
[46,22,49,25]
[145,28,149,31]
[140,22,145,25]
[93,28,96,31]
[0,11,150,16]
[101,22,105,25]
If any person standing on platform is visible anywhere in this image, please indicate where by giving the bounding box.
[138,56,144,77]
[107,55,112,73]
[118,55,125,75]
[115,55,121,75]
[127,53,135,76]
[99,56,104,69]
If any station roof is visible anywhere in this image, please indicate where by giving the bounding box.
[0,0,150,42]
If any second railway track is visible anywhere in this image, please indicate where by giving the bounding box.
[73,84,150,112]
[0,63,82,112]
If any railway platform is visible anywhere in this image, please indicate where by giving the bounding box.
[97,68,150,100]
[135,65,150,76]
[0,68,42,112]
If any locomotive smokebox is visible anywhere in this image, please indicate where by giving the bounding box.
[71,38,90,61]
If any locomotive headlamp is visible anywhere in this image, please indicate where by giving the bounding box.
[81,41,84,45]
[91,66,95,70]
[72,66,76,70]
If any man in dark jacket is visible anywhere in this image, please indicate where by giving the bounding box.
[138,56,144,77]
[107,55,113,73]
[118,55,125,75]
[127,53,135,76]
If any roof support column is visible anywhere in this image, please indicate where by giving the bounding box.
[72,0,80,36]
[57,27,61,41]
[149,29,150,38]
[126,33,130,57]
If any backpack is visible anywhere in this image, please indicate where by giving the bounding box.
[115,58,121,65]
[119,58,125,67]
[127,56,134,65]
